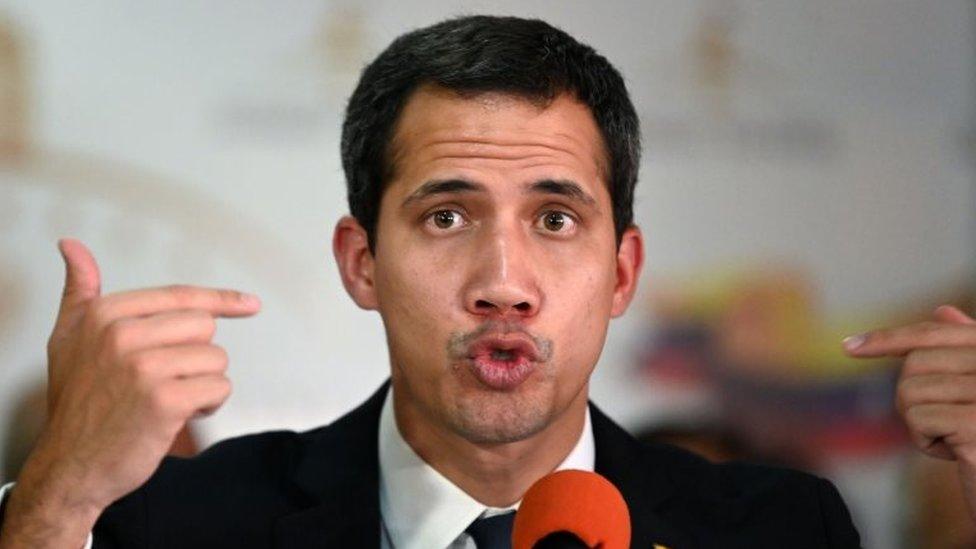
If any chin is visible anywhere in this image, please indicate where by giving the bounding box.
[447,386,556,444]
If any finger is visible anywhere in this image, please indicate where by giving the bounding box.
[899,373,976,410]
[168,375,232,419]
[106,310,217,353]
[95,284,261,323]
[904,403,976,456]
[921,439,956,461]
[843,322,976,358]
[901,347,976,377]
[127,344,229,380]
[934,304,976,325]
[56,238,102,327]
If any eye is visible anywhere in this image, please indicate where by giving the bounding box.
[536,210,577,234]
[425,209,467,231]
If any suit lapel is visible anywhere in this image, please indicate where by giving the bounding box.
[590,403,692,549]
[274,382,389,549]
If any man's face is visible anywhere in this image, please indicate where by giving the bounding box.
[339,85,641,444]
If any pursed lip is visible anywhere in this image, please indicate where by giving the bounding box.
[465,334,540,361]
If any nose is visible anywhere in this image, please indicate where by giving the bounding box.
[463,221,541,320]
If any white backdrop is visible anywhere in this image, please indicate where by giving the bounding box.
[1,0,972,495]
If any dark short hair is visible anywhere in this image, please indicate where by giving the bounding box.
[340,15,641,251]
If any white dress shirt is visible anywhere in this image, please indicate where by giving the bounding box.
[0,389,594,549]
[378,388,595,549]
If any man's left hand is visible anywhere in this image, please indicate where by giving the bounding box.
[843,304,976,519]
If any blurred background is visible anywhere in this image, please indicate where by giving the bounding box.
[0,1,973,547]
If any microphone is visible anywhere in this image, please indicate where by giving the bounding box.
[511,470,631,549]
[531,531,590,548]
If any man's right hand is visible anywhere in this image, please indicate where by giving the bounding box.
[0,238,261,548]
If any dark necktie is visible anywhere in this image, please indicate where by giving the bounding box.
[464,511,516,549]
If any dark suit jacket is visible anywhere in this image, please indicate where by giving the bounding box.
[90,382,861,548]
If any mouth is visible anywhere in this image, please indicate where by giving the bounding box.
[464,335,540,391]
[490,349,517,361]
[467,336,540,362]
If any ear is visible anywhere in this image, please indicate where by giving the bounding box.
[610,225,644,318]
[332,215,378,310]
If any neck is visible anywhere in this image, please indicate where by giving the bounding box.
[391,383,589,507]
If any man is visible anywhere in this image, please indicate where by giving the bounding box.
[0,14,973,549]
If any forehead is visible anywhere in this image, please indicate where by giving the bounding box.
[386,85,608,193]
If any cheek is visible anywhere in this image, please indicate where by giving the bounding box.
[543,232,617,308]
[374,243,462,349]
[541,246,616,366]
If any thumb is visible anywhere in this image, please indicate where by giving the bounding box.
[933,304,976,325]
[56,238,101,321]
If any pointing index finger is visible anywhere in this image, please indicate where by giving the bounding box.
[96,285,262,322]
[843,321,976,358]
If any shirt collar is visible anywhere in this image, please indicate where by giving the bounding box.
[378,388,595,549]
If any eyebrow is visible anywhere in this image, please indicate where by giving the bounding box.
[527,179,597,208]
[401,178,598,209]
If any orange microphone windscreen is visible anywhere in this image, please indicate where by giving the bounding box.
[512,469,631,549]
